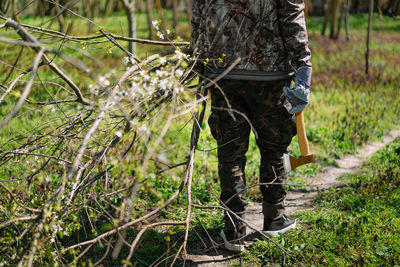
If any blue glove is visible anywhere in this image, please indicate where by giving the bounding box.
[282,66,312,114]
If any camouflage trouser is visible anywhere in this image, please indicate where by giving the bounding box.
[208,79,297,232]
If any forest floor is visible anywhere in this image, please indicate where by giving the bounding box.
[1,12,400,266]
[184,129,400,266]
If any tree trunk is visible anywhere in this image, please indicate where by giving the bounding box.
[36,0,44,16]
[104,0,115,16]
[122,0,137,55]
[374,0,380,12]
[81,1,90,33]
[12,0,18,21]
[126,7,136,54]
[185,0,192,24]
[365,0,373,74]
[146,0,155,40]
[136,0,146,11]
[0,0,11,14]
[335,1,345,39]
[345,0,351,41]
[83,0,100,33]
[155,0,166,31]
[322,0,333,36]
[92,0,101,20]
[353,0,360,13]
[55,0,65,33]
[330,0,341,39]
[172,0,179,35]
[394,0,400,15]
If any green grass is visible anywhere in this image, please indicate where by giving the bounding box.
[1,11,400,266]
[307,13,400,34]
[245,137,400,266]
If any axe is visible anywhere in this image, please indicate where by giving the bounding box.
[283,111,314,173]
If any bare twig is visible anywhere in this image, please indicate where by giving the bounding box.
[0,49,44,130]
[122,221,186,267]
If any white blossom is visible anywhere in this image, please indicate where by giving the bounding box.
[166,29,171,35]
[99,76,110,86]
[156,69,167,77]
[138,125,151,137]
[175,69,184,77]
[157,152,168,163]
[159,57,167,64]
[152,20,159,30]
[175,50,184,58]
[159,79,169,90]
[122,56,130,65]
[176,86,184,93]
[122,56,136,66]
[115,131,122,138]
[139,71,151,81]
[89,84,99,96]
[157,31,164,40]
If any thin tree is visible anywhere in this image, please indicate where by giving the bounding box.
[322,0,337,37]
[81,0,101,33]
[345,0,351,41]
[11,0,18,21]
[352,0,360,13]
[323,0,351,40]
[103,0,115,16]
[155,0,166,32]
[146,0,154,40]
[330,0,341,38]
[185,0,192,24]
[335,0,350,39]
[0,0,11,15]
[385,0,400,16]
[172,0,179,36]
[54,0,66,33]
[121,0,137,55]
[366,0,373,74]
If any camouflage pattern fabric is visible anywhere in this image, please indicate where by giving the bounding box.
[208,79,297,225]
[191,0,312,72]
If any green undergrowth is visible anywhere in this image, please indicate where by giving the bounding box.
[307,13,400,34]
[1,12,400,266]
[244,137,400,266]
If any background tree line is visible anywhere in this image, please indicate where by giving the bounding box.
[1,0,399,24]
[1,0,398,45]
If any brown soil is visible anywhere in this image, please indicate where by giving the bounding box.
[184,129,400,266]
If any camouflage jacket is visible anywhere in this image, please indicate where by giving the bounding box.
[190,0,312,73]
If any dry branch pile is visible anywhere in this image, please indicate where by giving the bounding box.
[0,10,208,265]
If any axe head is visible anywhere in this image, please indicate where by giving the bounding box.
[283,153,314,173]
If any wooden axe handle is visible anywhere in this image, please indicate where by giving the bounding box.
[295,111,311,156]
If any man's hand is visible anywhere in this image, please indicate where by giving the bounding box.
[282,66,312,114]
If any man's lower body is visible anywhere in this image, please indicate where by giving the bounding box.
[208,79,297,252]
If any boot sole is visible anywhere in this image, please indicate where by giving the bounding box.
[219,230,244,252]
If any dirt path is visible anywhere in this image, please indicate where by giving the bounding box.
[184,129,400,266]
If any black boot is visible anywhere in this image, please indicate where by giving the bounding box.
[220,210,246,252]
[262,214,296,237]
